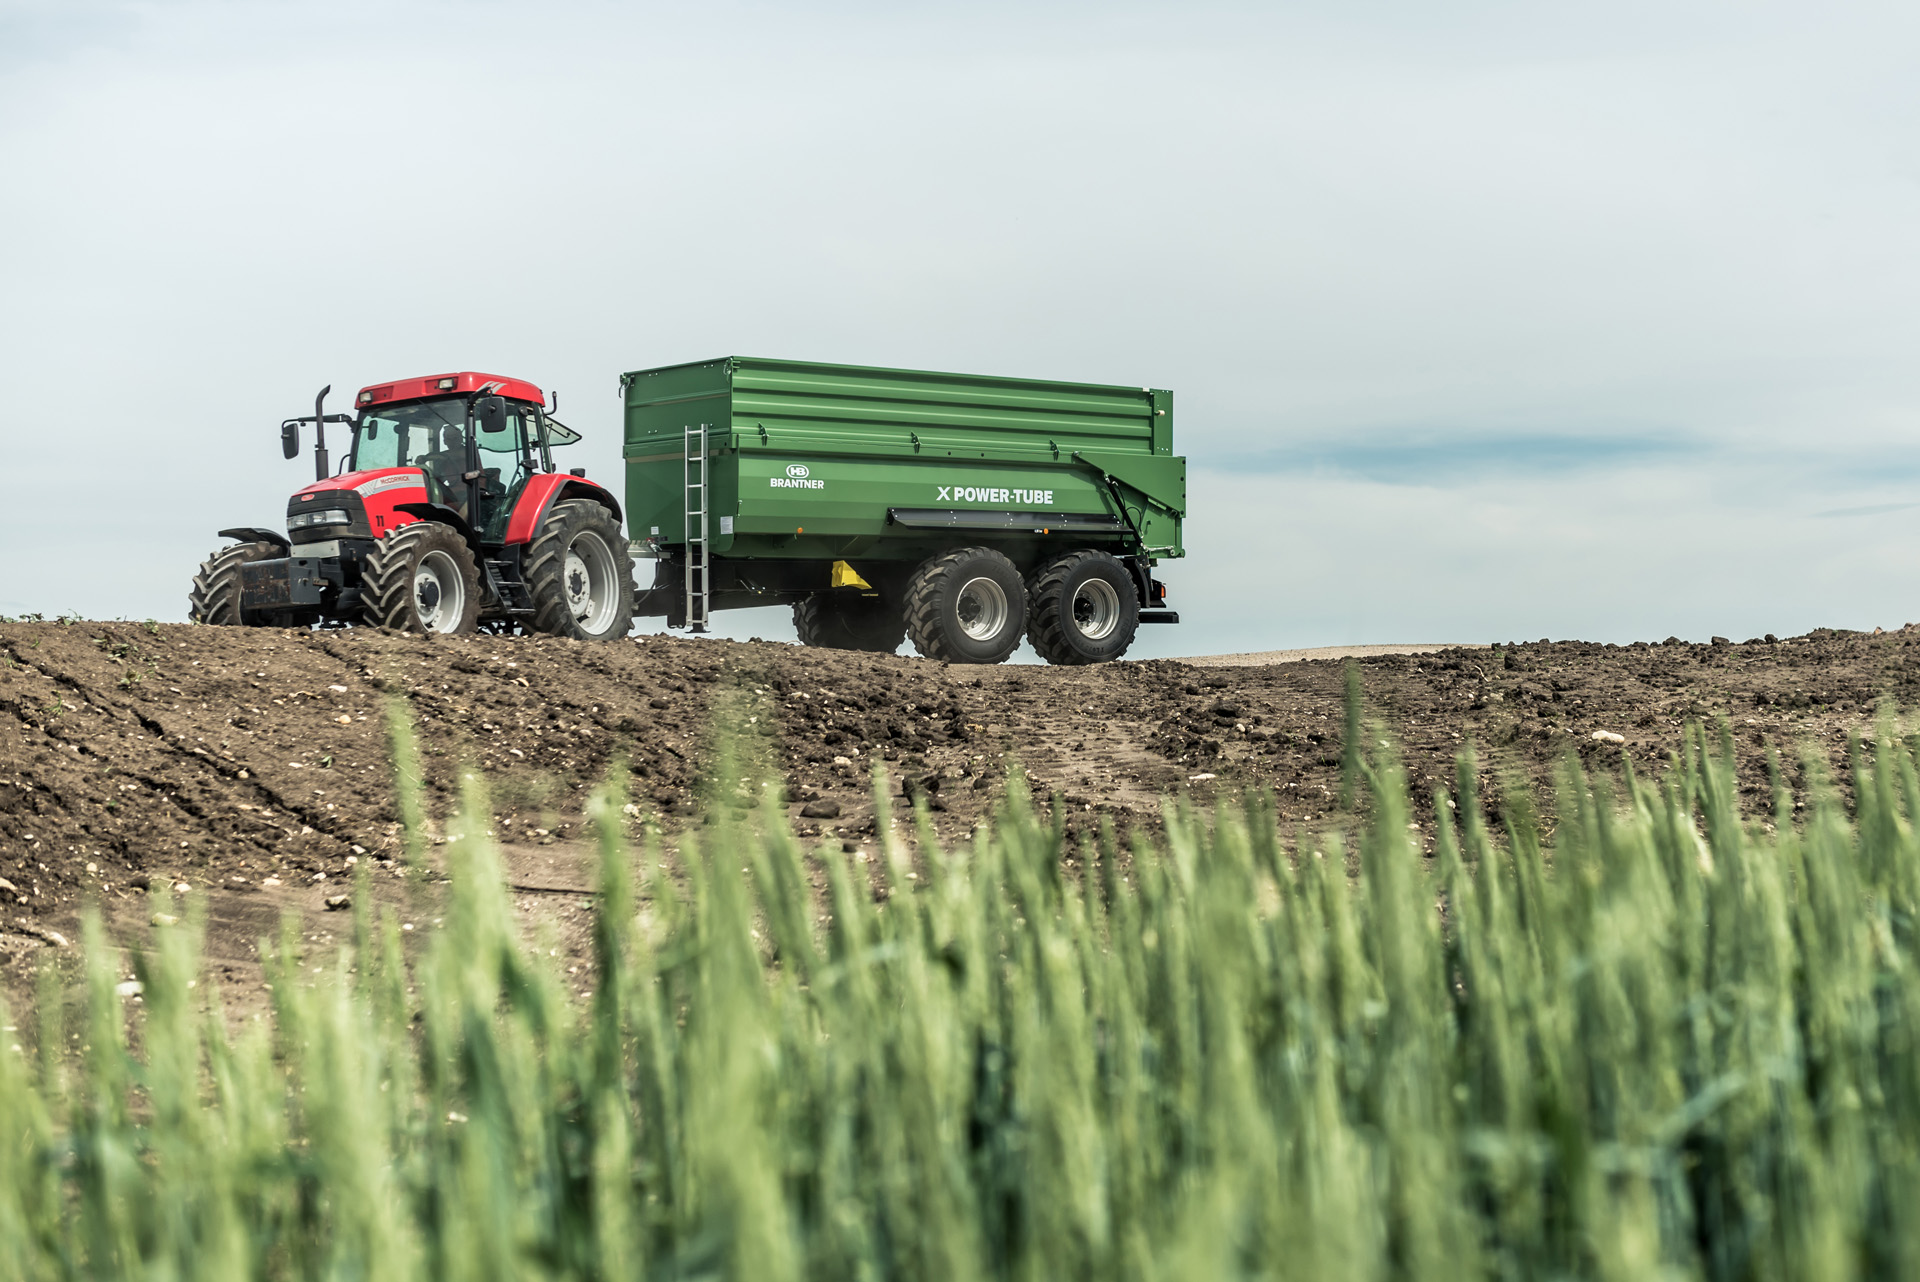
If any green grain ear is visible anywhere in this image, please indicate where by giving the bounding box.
[10,710,1920,1277]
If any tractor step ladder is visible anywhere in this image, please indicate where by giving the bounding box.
[483,561,535,616]
[683,423,711,633]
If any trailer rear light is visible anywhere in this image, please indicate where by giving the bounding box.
[289,509,351,530]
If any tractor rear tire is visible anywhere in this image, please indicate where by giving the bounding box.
[525,500,635,641]
[188,540,280,626]
[360,522,482,635]
[904,547,1027,664]
[1026,550,1139,665]
[793,593,906,652]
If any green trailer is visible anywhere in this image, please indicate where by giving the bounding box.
[622,356,1185,664]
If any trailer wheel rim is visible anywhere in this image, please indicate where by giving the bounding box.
[954,576,1009,642]
[1071,578,1122,641]
[563,531,621,634]
[413,550,466,633]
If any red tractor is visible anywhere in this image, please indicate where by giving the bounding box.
[190,372,634,638]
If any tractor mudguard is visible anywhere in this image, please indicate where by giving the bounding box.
[391,502,482,558]
[218,526,290,550]
[501,474,622,547]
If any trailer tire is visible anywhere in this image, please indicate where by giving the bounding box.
[794,593,906,653]
[525,500,635,641]
[1026,550,1139,665]
[904,547,1027,664]
[360,522,482,635]
[188,540,280,626]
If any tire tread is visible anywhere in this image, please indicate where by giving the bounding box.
[904,547,1025,663]
[524,499,634,640]
[1026,549,1139,665]
[359,523,481,633]
[188,541,276,626]
[794,594,905,652]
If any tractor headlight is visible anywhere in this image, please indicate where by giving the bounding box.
[289,509,352,530]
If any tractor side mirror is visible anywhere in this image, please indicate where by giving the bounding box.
[280,422,299,459]
[476,396,509,435]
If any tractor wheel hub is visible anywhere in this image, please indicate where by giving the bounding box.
[558,531,621,635]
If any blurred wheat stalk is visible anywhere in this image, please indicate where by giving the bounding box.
[3,688,1919,1281]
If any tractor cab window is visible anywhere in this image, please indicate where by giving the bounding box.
[528,410,578,474]
[352,398,470,477]
[476,404,538,541]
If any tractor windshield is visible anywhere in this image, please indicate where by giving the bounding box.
[352,398,479,472]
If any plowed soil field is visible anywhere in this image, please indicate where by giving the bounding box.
[3,620,1916,1002]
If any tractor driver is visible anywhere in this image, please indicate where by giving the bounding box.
[415,423,472,521]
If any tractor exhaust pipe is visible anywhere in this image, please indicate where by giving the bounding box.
[312,385,331,482]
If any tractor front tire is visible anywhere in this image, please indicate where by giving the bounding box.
[793,593,906,652]
[1026,550,1139,665]
[188,540,280,626]
[360,522,482,635]
[525,500,635,641]
[904,547,1027,664]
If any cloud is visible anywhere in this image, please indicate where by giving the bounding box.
[1813,502,1920,519]
[0,2,144,73]
[1218,431,1704,486]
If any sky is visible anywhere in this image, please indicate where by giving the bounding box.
[4,0,1920,658]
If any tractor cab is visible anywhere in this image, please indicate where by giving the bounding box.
[348,387,580,541]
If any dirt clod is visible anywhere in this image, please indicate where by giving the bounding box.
[1,621,1913,1005]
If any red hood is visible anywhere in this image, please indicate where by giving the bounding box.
[289,467,431,540]
[292,467,426,500]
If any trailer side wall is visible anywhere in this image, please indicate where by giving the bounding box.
[621,357,1184,562]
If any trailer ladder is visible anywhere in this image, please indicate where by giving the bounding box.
[683,423,711,632]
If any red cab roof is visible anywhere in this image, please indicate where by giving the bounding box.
[355,371,546,410]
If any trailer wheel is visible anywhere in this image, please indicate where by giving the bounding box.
[1026,550,1140,665]
[525,500,636,641]
[360,522,482,635]
[794,593,906,652]
[904,547,1027,664]
[188,540,280,626]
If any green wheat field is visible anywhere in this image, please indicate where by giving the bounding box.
[4,690,1919,1280]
